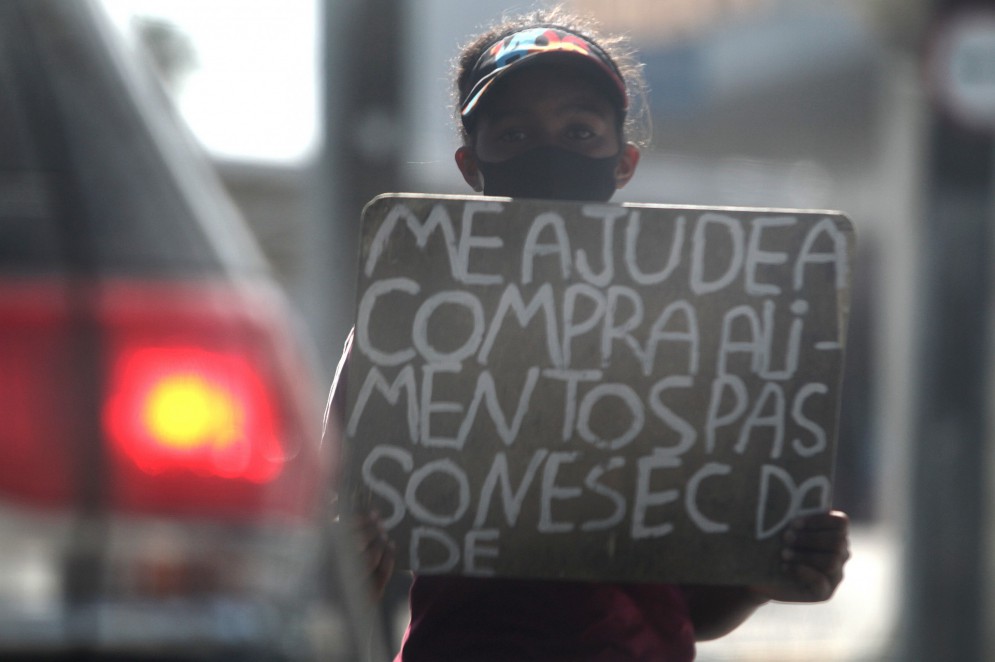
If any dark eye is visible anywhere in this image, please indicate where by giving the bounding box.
[566,125,596,140]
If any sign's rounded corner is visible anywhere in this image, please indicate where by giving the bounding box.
[362,193,404,218]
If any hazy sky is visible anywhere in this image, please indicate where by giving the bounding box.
[102,0,319,164]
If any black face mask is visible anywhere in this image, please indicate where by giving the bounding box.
[477,146,620,202]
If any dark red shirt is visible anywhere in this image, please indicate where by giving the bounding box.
[394,575,696,661]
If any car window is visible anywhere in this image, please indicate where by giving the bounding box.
[0,1,257,277]
[0,19,63,273]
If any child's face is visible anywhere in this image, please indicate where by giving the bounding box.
[455,63,639,200]
[471,64,621,163]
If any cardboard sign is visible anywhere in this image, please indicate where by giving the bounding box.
[344,193,854,586]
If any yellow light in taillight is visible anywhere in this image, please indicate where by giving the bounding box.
[105,346,283,482]
[143,375,243,450]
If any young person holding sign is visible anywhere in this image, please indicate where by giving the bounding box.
[328,8,850,660]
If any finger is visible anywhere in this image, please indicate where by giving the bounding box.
[784,540,847,580]
[784,513,849,553]
[781,562,836,601]
[356,524,384,550]
[353,513,387,546]
[788,511,849,534]
[364,538,387,571]
[368,540,397,596]
[784,528,850,554]
[362,531,394,568]
[372,541,397,578]
[783,548,848,577]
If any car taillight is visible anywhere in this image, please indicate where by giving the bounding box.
[104,346,283,483]
[99,280,328,523]
[0,278,328,523]
[0,281,77,507]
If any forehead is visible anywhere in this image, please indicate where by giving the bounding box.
[478,63,619,120]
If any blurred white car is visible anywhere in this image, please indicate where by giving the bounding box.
[0,1,377,658]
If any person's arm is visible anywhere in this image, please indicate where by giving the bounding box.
[681,585,769,641]
[352,511,396,600]
[682,510,850,641]
[324,329,397,602]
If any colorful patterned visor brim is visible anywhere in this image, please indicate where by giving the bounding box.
[460,27,628,129]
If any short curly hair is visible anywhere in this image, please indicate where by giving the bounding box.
[452,6,651,147]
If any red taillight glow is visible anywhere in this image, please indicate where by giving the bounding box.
[0,279,327,522]
[0,283,76,506]
[105,346,283,483]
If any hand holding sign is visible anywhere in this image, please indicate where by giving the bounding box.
[345,194,854,587]
[757,510,851,602]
